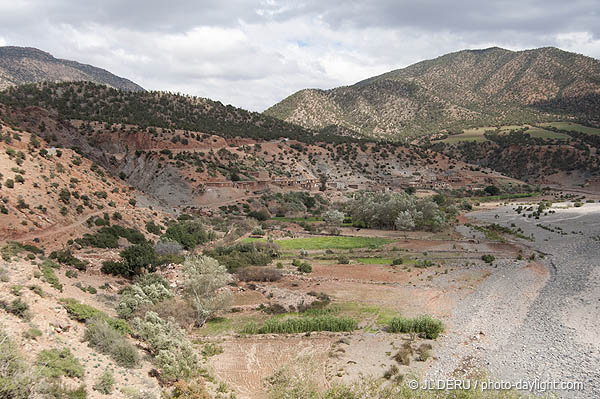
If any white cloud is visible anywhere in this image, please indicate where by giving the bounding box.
[0,1,598,111]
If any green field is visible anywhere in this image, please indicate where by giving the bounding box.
[439,127,492,143]
[539,122,600,135]
[355,257,394,265]
[274,236,395,250]
[523,127,570,139]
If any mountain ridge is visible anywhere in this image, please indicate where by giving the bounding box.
[0,46,144,92]
[264,46,600,138]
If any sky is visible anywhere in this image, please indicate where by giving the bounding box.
[0,1,599,111]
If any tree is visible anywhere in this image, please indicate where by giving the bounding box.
[181,256,232,327]
[323,210,344,227]
[394,210,415,231]
[484,185,500,196]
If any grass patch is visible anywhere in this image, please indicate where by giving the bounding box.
[355,257,394,265]
[388,315,444,339]
[242,315,358,334]
[274,236,394,250]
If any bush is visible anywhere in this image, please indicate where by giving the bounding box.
[387,315,444,339]
[84,319,139,368]
[146,221,162,235]
[205,241,280,272]
[236,267,282,282]
[41,264,63,292]
[102,242,157,278]
[392,257,404,265]
[60,298,131,335]
[132,311,201,381]
[93,370,115,394]
[0,298,30,320]
[243,315,358,334]
[0,329,37,398]
[163,221,214,250]
[117,275,173,319]
[297,262,312,273]
[337,256,350,264]
[36,348,84,378]
[481,254,495,264]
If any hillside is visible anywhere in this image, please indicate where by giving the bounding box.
[0,46,144,92]
[265,47,600,138]
[0,81,352,143]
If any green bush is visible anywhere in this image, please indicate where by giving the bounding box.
[84,319,139,368]
[132,311,201,381]
[101,242,157,278]
[392,258,404,265]
[0,329,37,398]
[49,248,88,271]
[60,298,131,335]
[0,298,30,320]
[36,348,84,379]
[243,315,357,334]
[297,262,312,273]
[205,241,279,272]
[337,256,350,264]
[41,265,63,292]
[163,221,214,250]
[117,274,173,319]
[93,370,115,394]
[387,315,444,339]
[481,254,495,264]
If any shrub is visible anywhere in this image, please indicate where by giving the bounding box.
[236,267,282,282]
[0,329,37,398]
[102,242,157,278]
[23,328,42,340]
[337,256,350,264]
[93,370,115,394]
[5,179,14,188]
[84,319,139,368]
[60,298,131,335]
[146,221,162,235]
[481,254,495,264]
[50,248,88,271]
[387,315,444,339]
[163,222,214,250]
[132,311,201,381]
[392,258,404,265]
[41,265,63,292]
[117,275,173,319]
[297,262,312,273]
[243,315,357,334]
[0,298,30,320]
[205,241,279,272]
[36,348,84,378]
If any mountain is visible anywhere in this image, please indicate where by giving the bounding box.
[0,46,144,92]
[265,47,600,138]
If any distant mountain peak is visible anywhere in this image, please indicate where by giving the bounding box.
[0,46,144,92]
[265,46,600,138]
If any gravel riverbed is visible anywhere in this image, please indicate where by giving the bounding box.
[427,203,600,398]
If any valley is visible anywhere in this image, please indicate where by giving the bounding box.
[0,45,599,399]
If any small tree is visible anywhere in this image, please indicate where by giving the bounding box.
[182,256,232,326]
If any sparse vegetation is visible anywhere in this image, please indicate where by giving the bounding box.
[388,315,444,339]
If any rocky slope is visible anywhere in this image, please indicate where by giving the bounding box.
[265,47,600,138]
[0,46,144,92]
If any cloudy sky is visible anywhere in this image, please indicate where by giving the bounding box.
[0,1,599,111]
